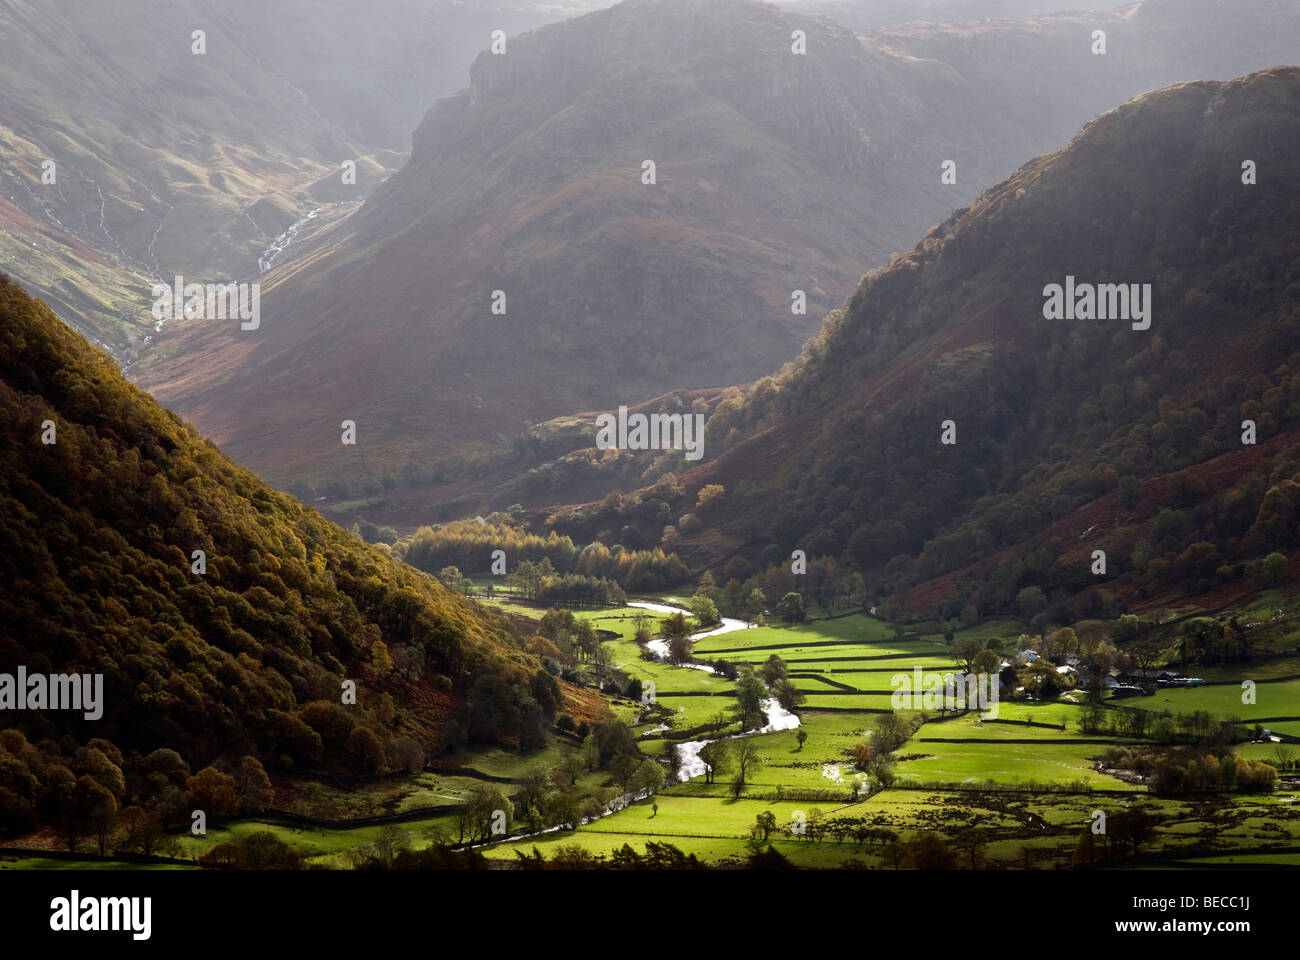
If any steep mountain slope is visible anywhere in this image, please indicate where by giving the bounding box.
[0,0,381,353]
[135,0,953,487]
[135,0,1300,508]
[0,0,609,354]
[0,274,560,835]
[545,67,1300,621]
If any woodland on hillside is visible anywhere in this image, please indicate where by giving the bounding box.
[0,276,565,841]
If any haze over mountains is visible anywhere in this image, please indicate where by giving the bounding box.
[782,0,1109,28]
[133,0,1300,507]
[0,0,611,354]
[5,0,1300,883]
[5,0,1299,602]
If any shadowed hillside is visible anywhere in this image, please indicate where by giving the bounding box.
[0,274,565,837]
[541,67,1300,624]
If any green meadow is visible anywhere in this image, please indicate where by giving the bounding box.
[692,615,904,654]
[1142,677,1300,724]
[16,601,1297,872]
[482,603,1300,868]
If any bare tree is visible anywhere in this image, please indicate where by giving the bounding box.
[730,739,763,797]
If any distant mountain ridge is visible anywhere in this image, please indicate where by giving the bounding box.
[135,0,1300,508]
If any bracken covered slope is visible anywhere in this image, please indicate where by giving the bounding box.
[548,68,1300,621]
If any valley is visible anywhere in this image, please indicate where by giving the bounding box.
[2,0,1300,906]
[8,588,1300,871]
[129,0,1300,500]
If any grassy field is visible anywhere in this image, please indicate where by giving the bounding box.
[0,858,195,871]
[896,739,1132,790]
[465,600,1300,866]
[1178,852,1300,866]
[473,785,1300,869]
[1141,676,1300,723]
[20,598,1294,872]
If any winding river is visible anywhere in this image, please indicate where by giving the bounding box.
[474,599,801,850]
[626,599,800,782]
